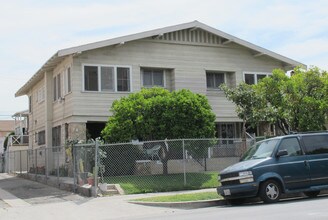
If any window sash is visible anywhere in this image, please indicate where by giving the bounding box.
[84,66,99,91]
[65,67,71,94]
[206,72,225,89]
[244,72,270,85]
[245,74,255,85]
[142,69,164,87]
[101,66,114,91]
[117,67,130,91]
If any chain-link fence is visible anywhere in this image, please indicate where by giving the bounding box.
[4,145,72,187]
[74,138,254,196]
[4,138,255,197]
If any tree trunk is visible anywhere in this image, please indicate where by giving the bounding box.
[161,140,169,175]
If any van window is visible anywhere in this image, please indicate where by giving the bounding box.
[241,139,279,161]
[278,137,302,156]
[303,135,328,155]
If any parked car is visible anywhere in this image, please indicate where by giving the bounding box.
[217,132,328,204]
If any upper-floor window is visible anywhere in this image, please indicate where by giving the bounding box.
[53,74,61,101]
[64,67,71,94]
[83,65,131,92]
[36,86,45,103]
[206,71,225,90]
[244,72,270,85]
[141,68,164,87]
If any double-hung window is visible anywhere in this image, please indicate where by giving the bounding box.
[142,68,164,87]
[206,71,225,90]
[244,72,270,85]
[84,65,131,92]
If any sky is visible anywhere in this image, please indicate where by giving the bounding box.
[0,0,327,120]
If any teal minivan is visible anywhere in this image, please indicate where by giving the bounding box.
[217,132,328,204]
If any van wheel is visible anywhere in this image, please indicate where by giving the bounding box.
[304,191,320,198]
[259,180,281,203]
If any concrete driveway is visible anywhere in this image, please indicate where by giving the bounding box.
[0,173,86,207]
[0,173,185,220]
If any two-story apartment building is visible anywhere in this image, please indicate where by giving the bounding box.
[15,21,303,150]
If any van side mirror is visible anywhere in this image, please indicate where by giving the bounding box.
[276,150,288,157]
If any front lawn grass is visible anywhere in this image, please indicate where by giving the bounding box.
[132,192,222,202]
[104,172,218,194]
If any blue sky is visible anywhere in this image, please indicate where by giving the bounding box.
[1,0,327,119]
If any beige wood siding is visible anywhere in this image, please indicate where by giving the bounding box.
[27,77,46,148]
[68,37,285,122]
[52,56,74,125]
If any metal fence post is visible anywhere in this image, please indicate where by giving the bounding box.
[94,141,99,197]
[72,143,76,192]
[27,150,29,174]
[45,148,48,180]
[57,147,60,185]
[20,150,22,174]
[35,149,37,178]
[182,139,186,186]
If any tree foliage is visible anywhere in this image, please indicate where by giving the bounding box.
[101,87,216,174]
[102,87,216,142]
[221,67,328,135]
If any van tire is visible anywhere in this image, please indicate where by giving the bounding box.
[304,191,320,198]
[259,180,281,203]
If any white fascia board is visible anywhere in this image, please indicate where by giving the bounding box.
[196,22,305,68]
[58,20,200,57]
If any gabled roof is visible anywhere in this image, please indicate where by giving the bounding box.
[16,20,305,97]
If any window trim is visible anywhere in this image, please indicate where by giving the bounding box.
[243,71,271,85]
[82,64,132,92]
[206,71,226,90]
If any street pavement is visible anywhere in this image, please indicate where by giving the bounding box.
[0,173,212,220]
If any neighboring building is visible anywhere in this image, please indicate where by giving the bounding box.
[0,120,14,153]
[15,21,304,150]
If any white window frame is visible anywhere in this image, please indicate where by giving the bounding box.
[82,64,132,92]
[206,71,226,90]
[243,71,271,85]
[141,68,166,88]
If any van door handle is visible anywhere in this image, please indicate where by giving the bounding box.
[304,160,310,168]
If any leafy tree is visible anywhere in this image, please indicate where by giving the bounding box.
[220,83,266,153]
[222,67,328,136]
[102,87,216,174]
[256,67,328,134]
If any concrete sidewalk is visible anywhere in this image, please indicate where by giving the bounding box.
[0,173,220,220]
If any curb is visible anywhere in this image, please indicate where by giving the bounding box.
[129,199,227,209]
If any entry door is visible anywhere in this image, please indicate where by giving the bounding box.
[219,123,235,144]
[276,137,311,190]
